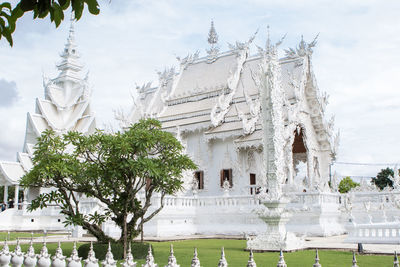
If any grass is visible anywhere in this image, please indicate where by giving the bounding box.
[0,232,55,241]
[2,239,395,267]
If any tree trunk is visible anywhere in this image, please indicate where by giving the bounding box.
[141,214,144,242]
[123,213,128,259]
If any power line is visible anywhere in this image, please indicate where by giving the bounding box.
[333,162,399,167]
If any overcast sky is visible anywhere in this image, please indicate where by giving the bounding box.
[0,0,399,179]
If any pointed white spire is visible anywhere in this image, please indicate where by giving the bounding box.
[208,20,218,45]
[206,20,220,63]
[276,250,287,267]
[313,249,321,267]
[217,247,228,267]
[101,242,116,267]
[191,248,200,267]
[23,238,37,267]
[351,252,358,267]
[84,241,99,267]
[246,250,256,267]
[56,12,83,82]
[122,243,137,267]
[51,241,66,267]
[0,240,11,267]
[394,251,399,267]
[67,242,82,267]
[37,240,51,267]
[11,238,24,267]
[164,244,179,267]
[142,245,157,267]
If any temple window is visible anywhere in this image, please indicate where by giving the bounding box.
[194,171,204,190]
[220,169,232,187]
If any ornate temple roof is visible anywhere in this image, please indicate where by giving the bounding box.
[0,21,96,185]
[126,23,339,158]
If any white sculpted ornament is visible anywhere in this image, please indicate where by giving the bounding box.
[24,239,37,267]
[51,242,66,267]
[37,242,51,267]
[142,245,157,267]
[10,239,24,267]
[246,250,256,267]
[276,250,287,267]
[190,248,200,267]
[217,248,228,267]
[122,243,137,267]
[66,242,81,267]
[222,179,230,196]
[83,242,98,267]
[164,245,179,267]
[0,240,11,267]
[101,243,116,267]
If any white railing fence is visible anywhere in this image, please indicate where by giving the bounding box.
[0,241,398,267]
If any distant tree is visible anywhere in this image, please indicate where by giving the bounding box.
[338,176,360,193]
[371,167,394,190]
[0,0,100,46]
[21,119,197,257]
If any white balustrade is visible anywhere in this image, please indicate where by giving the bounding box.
[346,222,400,244]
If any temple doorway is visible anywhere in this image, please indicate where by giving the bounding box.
[292,128,308,189]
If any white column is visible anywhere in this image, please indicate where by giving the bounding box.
[3,185,8,204]
[14,184,19,208]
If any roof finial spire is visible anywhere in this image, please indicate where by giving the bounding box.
[206,19,220,63]
[266,25,271,51]
[68,12,75,44]
[208,20,218,45]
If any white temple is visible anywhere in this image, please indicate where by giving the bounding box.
[0,22,96,229]
[1,21,400,248]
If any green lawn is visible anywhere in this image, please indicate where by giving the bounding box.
[3,239,395,267]
[0,232,56,241]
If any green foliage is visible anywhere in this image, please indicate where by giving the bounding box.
[77,242,152,260]
[371,167,394,190]
[0,0,100,46]
[338,176,359,193]
[21,118,196,244]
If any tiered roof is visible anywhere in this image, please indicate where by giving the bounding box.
[0,21,96,185]
[127,24,338,157]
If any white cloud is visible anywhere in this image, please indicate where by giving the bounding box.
[0,0,399,177]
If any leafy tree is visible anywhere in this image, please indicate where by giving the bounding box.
[338,176,359,193]
[371,167,394,190]
[21,119,196,256]
[1,0,100,46]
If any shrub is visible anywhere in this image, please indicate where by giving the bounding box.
[338,176,360,193]
[77,241,152,260]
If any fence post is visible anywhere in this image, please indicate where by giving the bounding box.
[164,244,179,267]
[0,240,11,267]
[83,242,98,267]
[66,242,82,267]
[142,245,157,267]
[51,242,66,267]
[246,250,256,267]
[276,250,287,267]
[101,242,116,267]
[217,247,227,267]
[23,239,37,267]
[37,242,51,267]
[10,239,23,267]
[313,249,321,267]
[191,248,200,267]
[121,243,137,267]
